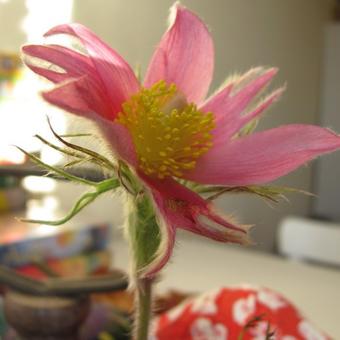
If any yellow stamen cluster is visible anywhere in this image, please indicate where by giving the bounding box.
[117,81,215,179]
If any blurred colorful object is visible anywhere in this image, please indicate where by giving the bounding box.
[0,220,111,267]
[0,52,21,83]
[16,250,111,280]
[0,52,22,104]
[152,286,331,340]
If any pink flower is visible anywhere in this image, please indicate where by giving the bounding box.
[22,4,340,277]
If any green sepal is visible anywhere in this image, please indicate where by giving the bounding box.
[127,192,161,274]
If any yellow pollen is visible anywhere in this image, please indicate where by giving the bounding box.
[117,80,215,179]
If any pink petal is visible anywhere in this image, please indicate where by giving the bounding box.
[43,76,137,165]
[99,119,137,166]
[43,78,135,168]
[42,75,113,120]
[24,64,68,84]
[240,88,284,130]
[44,23,140,119]
[140,174,250,277]
[214,87,285,144]
[186,125,340,185]
[22,44,94,83]
[204,67,264,119]
[144,3,214,104]
[24,43,137,164]
[201,68,278,140]
[23,44,116,118]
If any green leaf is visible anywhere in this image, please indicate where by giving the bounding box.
[59,133,92,138]
[35,134,85,160]
[46,116,117,171]
[16,146,98,186]
[200,185,312,203]
[63,157,93,168]
[20,177,120,226]
[20,192,97,226]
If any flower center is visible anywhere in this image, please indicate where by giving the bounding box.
[117,81,215,179]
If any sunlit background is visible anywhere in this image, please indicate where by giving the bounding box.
[1,0,340,336]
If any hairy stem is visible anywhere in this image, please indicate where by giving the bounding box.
[134,278,153,340]
[125,186,160,339]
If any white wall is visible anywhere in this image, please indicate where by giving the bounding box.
[69,0,333,252]
[314,24,340,220]
[0,0,26,51]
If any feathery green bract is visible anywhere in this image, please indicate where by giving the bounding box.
[16,146,98,186]
[20,177,120,226]
[198,184,312,203]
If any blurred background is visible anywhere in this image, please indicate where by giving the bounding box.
[0,0,340,263]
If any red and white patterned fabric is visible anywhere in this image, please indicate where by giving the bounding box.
[151,286,331,340]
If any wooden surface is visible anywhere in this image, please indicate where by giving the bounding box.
[112,231,340,338]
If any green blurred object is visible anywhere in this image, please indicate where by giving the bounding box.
[0,297,8,336]
[0,175,26,213]
[0,176,19,189]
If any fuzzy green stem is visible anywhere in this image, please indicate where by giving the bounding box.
[125,176,161,340]
[134,278,153,340]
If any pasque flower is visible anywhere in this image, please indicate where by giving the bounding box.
[22,4,340,277]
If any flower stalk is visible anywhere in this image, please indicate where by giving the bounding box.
[135,277,153,340]
[125,182,161,339]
